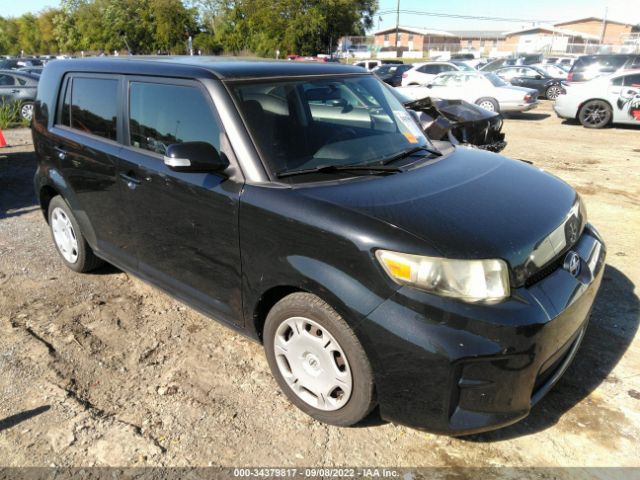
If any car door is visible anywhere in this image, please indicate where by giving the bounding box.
[496,67,519,83]
[506,67,540,92]
[609,73,640,124]
[51,74,135,267]
[117,77,244,326]
[0,73,19,104]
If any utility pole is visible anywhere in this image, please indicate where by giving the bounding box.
[395,0,400,55]
[600,6,608,44]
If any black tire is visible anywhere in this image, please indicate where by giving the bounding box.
[475,97,500,113]
[578,100,612,129]
[264,292,376,426]
[545,85,563,100]
[48,196,103,273]
[20,101,34,121]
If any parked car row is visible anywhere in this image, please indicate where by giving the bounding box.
[396,71,539,113]
[0,69,39,120]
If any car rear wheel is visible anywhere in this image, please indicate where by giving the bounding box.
[545,85,563,100]
[48,196,103,273]
[264,292,376,426]
[475,97,500,113]
[20,102,34,121]
[578,100,612,128]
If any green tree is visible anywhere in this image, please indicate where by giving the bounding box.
[38,9,61,54]
[0,17,20,55]
[17,13,42,54]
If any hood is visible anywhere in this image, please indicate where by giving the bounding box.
[299,148,580,287]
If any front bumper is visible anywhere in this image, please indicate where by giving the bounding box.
[356,224,605,435]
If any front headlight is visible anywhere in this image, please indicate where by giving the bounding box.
[376,250,510,303]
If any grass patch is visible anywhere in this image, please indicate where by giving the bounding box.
[0,102,25,129]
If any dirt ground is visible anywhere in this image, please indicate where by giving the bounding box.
[0,101,639,472]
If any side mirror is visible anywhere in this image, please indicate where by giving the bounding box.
[535,75,542,79]
[426,84,433,89]
[163,141,228,173]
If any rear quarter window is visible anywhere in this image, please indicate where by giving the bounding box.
[0,74,16,86]
[63,77,119,140]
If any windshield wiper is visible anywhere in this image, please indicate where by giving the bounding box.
[378,145,442,166]
[276,163,402,178]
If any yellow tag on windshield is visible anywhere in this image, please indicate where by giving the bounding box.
[403,132,418,144]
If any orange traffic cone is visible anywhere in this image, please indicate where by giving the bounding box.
[0,128,6,148]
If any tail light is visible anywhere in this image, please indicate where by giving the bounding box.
[402,72,408,78]
[567,72,573,82]
[524,94,532,102]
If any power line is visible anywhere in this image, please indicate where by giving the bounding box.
[376,9,560,24]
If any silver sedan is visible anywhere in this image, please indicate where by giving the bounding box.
[395,71,539,113]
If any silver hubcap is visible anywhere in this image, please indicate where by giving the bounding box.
[479,101,495,111]
[274,317,352,411]
[51,207,79,263]
[21,104,33,121]
[547,86,561,99]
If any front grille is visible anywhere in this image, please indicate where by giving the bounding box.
[524,254,565,287]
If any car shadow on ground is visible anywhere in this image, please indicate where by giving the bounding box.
[561,119,640,131]
[463,264,639,442]
[505,112,551,121]
[0,150,39,220]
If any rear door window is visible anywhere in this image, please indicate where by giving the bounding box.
[623,74,640,87]
[0,74,15,86]
[128,82,221,155]
[419,64,441,74]
[67,77,119,140]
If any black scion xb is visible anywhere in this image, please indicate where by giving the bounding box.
[32,57,605,435]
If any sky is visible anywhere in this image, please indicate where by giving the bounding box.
[2,0,640,32]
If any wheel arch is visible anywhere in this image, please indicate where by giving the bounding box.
[577,97,613,117]
[250,269,383,344]
[252,285,307,342]
[38,184,59,222]
[35,172,98,247]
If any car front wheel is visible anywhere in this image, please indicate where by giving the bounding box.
[578,100,612,128]
[264,292,376,426]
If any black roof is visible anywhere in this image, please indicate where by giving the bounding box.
[43,56,365,80]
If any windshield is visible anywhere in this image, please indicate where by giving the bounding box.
[540,64,566,76]
[484,73,507,87]
[231,75,430,177]
[374,66,393,74]
[431,73,459,86]
[451,61,474,71]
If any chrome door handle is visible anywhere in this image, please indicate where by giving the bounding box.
[54,147,67,161]
[119,172,141,190]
